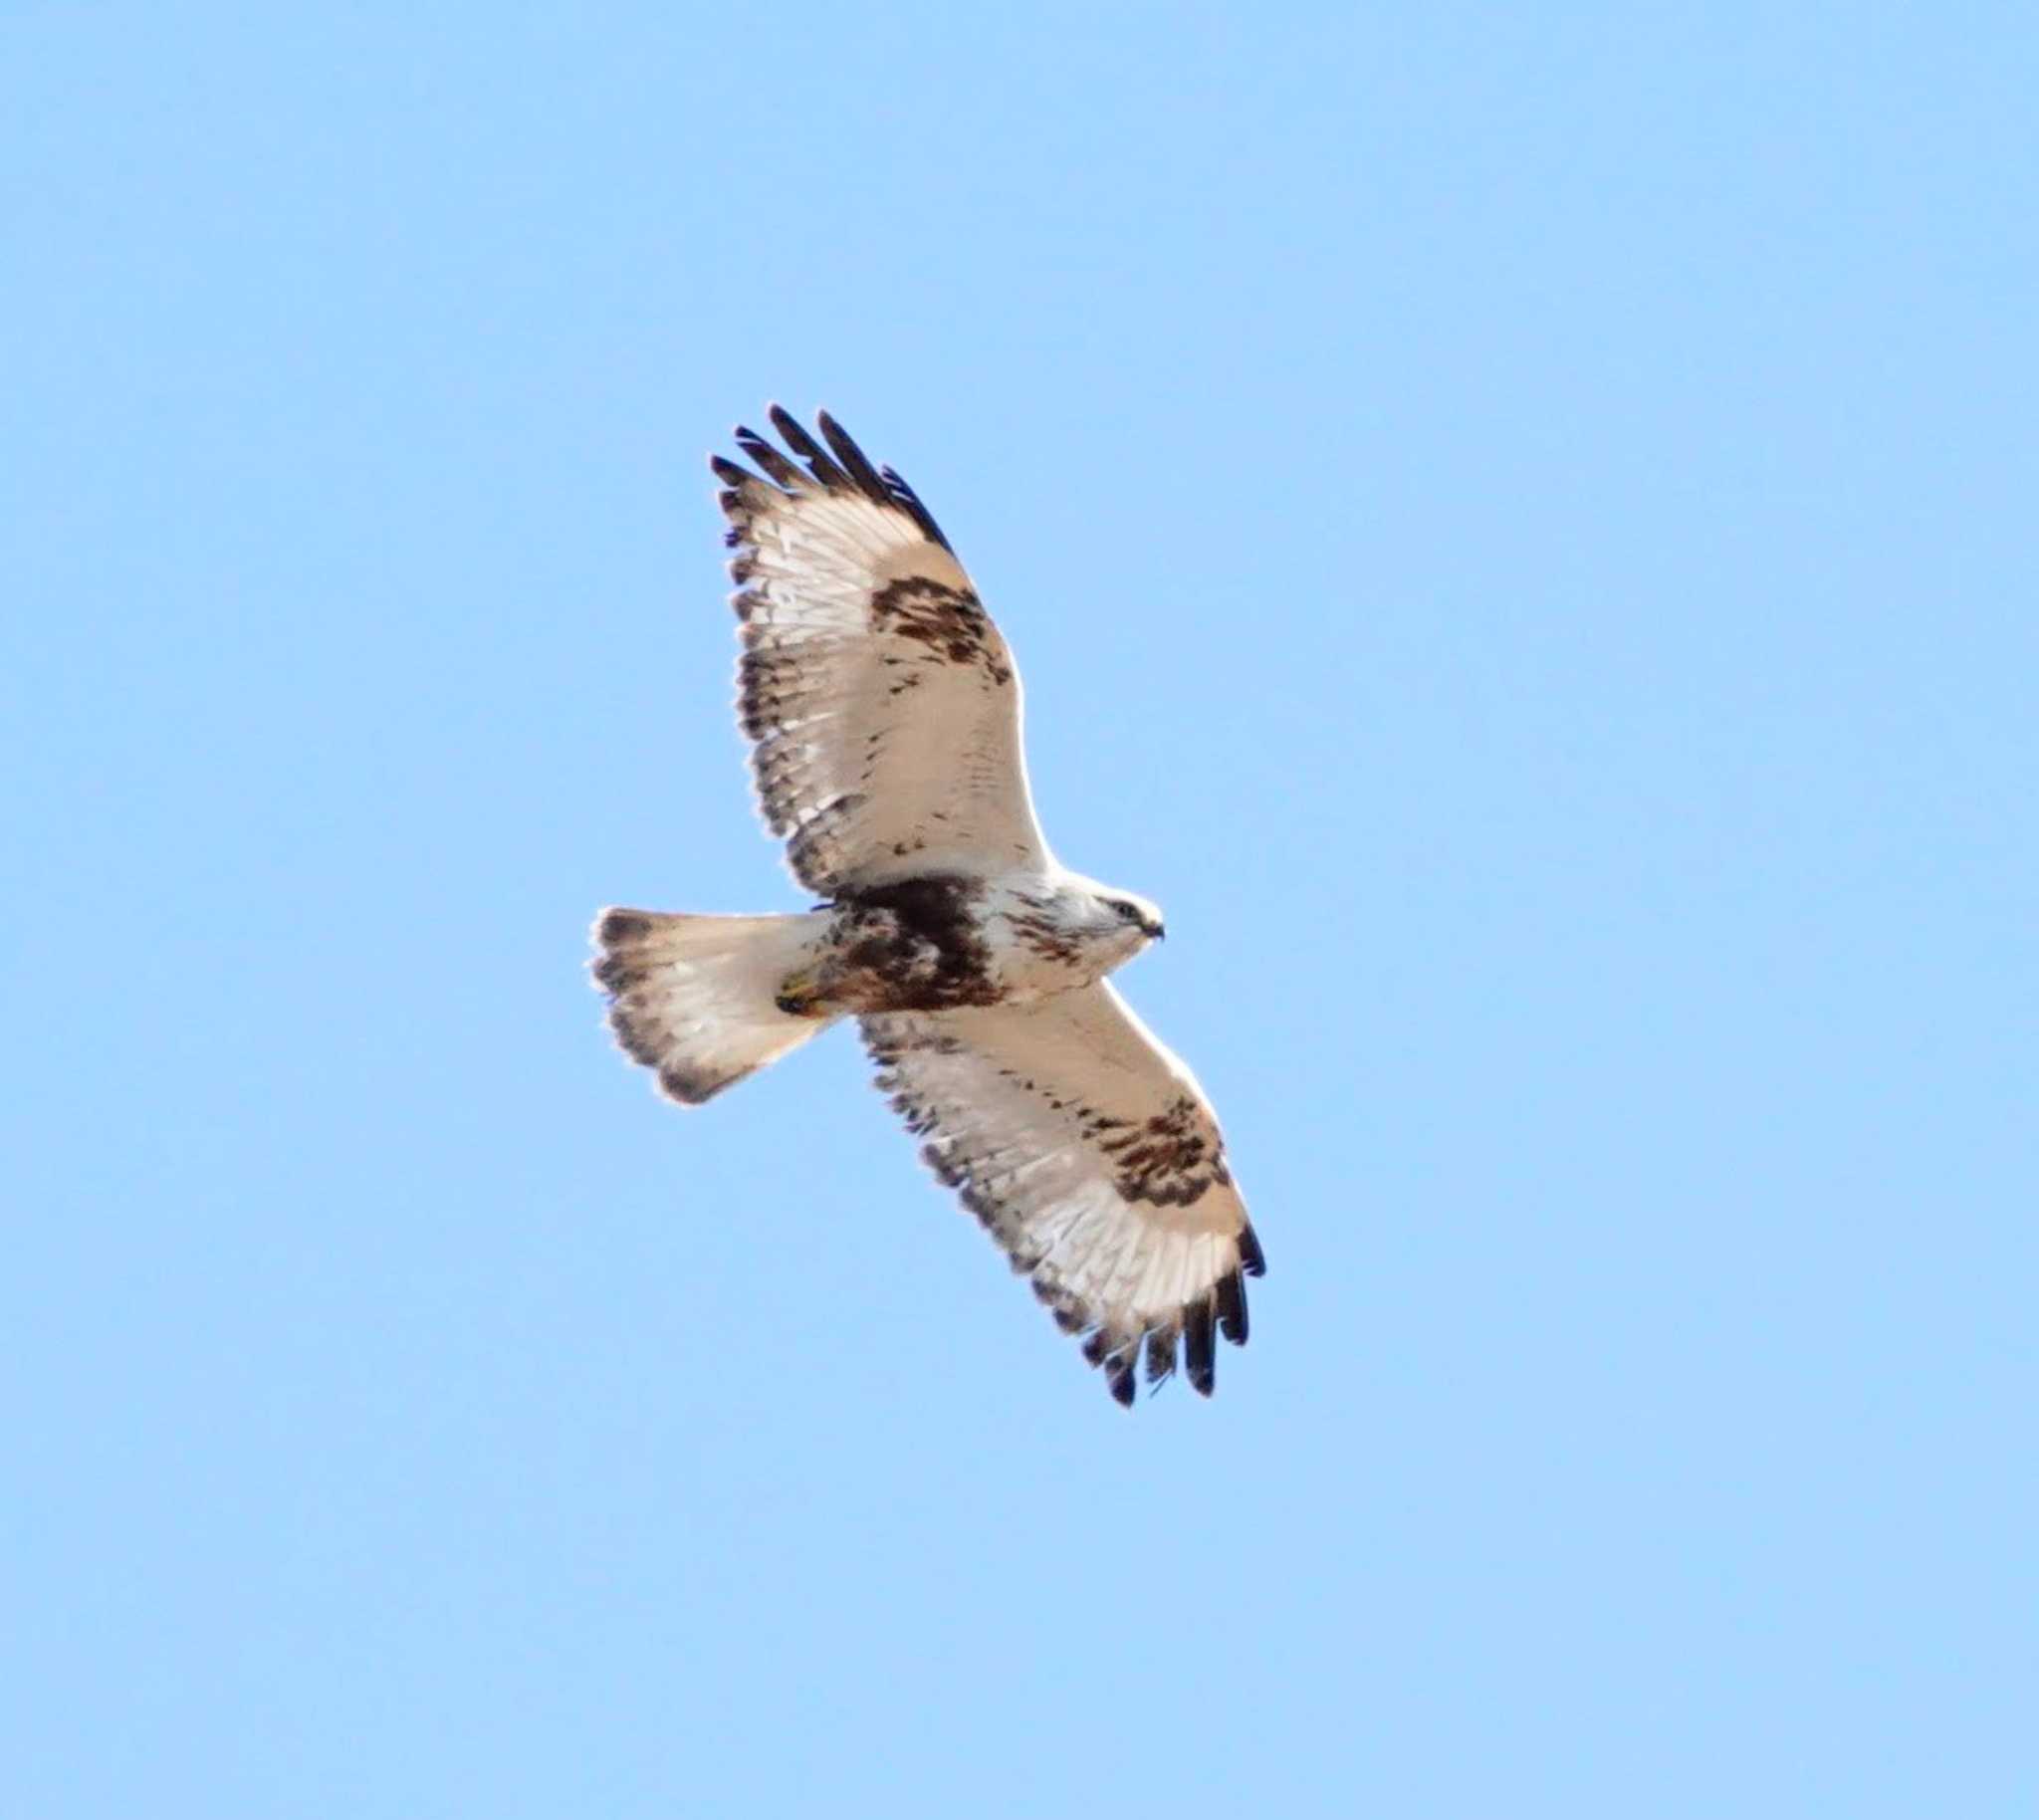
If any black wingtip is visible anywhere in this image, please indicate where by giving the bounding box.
[733,424,805,491]
[1215,1268,1248,1346]
[1083,1329,1139,1407]
[1184,1299,1217,1395]
[1144,1327,1177,1389]
[1238,1222,1266,1278]
[764,403,847,490]
[764,403,813,456]
[814,409,892,504]
[727,404,952,550]
[878,462,954,553]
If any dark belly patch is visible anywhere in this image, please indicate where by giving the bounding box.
[826,874,1002,1012]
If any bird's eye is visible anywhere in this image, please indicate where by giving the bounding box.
[1113,901,1142,922]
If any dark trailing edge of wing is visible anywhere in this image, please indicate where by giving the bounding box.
[713,405,955,554]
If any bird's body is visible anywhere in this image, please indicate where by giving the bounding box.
[593,407,1261,1405]
[779,869,1163,1019]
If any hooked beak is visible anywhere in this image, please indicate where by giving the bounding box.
[1144,917,1167,941]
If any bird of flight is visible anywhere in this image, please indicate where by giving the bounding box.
[592,408,1262,1405]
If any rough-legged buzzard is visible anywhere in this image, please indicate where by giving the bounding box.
[593,408,1262,1405]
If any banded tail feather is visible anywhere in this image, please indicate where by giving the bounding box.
[591,908,831,1104]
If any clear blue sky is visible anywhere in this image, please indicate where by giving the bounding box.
[7,5,2034,1815]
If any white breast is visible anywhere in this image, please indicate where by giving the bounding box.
[980,882,1131,1003]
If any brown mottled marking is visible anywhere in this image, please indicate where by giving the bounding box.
[1006,908,1085,967]
[870,577,1012,685]
[1097,1093,1233,1206]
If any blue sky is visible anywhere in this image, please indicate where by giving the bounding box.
[7,4,2034,1814]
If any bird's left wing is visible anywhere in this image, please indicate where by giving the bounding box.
[713,408,1052,895]
[862,983,1263,1406]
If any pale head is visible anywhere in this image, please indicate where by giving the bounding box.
[1052,871,1166,968]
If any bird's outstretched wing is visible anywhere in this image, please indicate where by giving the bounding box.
[862,983,1263,1406]
[713,409,1051,895]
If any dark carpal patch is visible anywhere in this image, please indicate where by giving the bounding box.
[870,578,1012,685]
[1097,1093,1234,1207]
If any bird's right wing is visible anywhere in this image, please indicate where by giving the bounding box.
[714,409,1052,895]
[861,982,1263,1406]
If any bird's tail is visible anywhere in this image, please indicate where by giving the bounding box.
[591,907,833,1104]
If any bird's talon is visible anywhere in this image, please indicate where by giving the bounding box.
[776,971,822,1018]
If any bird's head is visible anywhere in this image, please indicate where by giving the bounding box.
[1063,875,1166,963]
